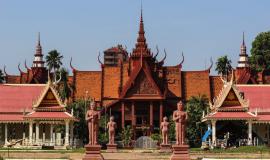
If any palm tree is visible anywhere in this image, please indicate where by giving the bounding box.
[0,69,4,83]
[215,55,232,76]
[46,50,63,81]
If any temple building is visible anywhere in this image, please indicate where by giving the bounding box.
[4,10,270,142]
[0,80,76,148]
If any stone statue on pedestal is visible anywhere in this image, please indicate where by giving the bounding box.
[159,116,171,153]
[170,100,190,160]
[83,101,104,160]
[106,116,117,152]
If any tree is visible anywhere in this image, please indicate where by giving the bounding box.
[186,95,209,147]
[215,55,232,76]
[46,50,63,81]
[67,99,91,144]
[57,68,72,101]
[250,31,270,72]
[0,69,4,83]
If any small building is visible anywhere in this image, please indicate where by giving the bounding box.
[0,81,76,148]
[202,74,270,147]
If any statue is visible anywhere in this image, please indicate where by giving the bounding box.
[160,116,169,145]
[86,101,100,145]
[173,100,187,145]
[107,116,117,145]
[170,100,190,160]
[83,101,104,160]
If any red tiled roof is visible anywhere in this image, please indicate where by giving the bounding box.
[206,112,256,120]
[0,114,25,121]
[237,85,270,112]
[257,114,270,121]
[0,84,45,113]
[24,111,75,120]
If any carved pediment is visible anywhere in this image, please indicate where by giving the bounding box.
[126,70,159,97]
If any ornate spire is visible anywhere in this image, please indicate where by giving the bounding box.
[33,32,45,67]
[132,6,151,57]
[240,32,247,56]
[238,32,249,68]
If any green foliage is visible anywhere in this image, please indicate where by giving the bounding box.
[67,99,91,144]
[120,125,133,147]
[46,50,63,71]
[168,115,175,142]
[0,69,4,83]
[250,31,270,72]
[150,133,161,142]
[57,68,72,101]
[98,114,109,145]
[186,95,209,147]
[215,55,232,76]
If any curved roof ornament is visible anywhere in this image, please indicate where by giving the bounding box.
[207,57,213,72]
[24,60,30,71]
[18,63,25,74]
[153,45,159,60]
[178,51,185,67]
[3,65,9,76]
[69,57,77,72]
[98,52,104,66]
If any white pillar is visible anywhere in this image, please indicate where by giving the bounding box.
[65,120,70,146]
[50,124,53,144]
[248,120,252,145]
[36,121,39,144]
[29,121,33,145]
[211,120,216,147]
[70,122,74,147]
[4,123,8,146]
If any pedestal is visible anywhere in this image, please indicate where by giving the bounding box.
[159,144,172,153]
[106,144,117,153]
[170,145,190,160]
[82,144,104,160]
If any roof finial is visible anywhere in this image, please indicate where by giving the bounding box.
[242,32,245,46]
[38,32,41,46]
[141,0,143,22]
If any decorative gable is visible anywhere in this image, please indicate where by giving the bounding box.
[120,62,163,99]
[126,70,158,97]
[32,81,65,110]
[210,73,249,111]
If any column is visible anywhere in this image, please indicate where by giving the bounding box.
[36,121,39,144]
[121,102,125,128]
[131,102,135,126]
[50,124,53,144]
[70,122,74,147]
[211,120,216,147]
[248,120,253,145]
[4,123,8,146]
[65,120,70,146]
[150,101,153,126]
[159,102,163,125]
[29,121,33,145]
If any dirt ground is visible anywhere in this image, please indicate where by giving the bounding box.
[1,150,270,160]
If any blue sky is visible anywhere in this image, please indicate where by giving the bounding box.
[0,0,270,75]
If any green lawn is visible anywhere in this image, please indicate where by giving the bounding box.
[190,146,270,153]
[0,146,269,154]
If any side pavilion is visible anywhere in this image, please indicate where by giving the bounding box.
[203,75,270,147]
[0,81,77,148]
